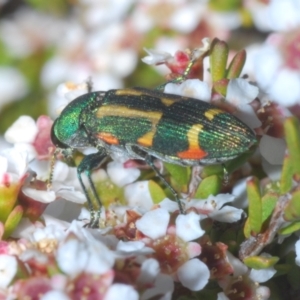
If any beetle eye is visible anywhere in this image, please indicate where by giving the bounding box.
[51,121,68,149]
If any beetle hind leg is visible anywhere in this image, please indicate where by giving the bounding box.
[145,155,185,214]
[77,150,108,228]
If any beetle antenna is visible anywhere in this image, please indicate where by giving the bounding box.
[86,77,93,93]
[47,148,60,190]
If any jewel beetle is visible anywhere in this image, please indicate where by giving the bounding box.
[50,83,257,227]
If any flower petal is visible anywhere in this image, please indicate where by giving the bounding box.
[164,79,211,101]
[177,258,210,291]
[176,211,204,242]
[0,254,17,289]
[5,115,38,144]
[104,284,139,300]
[107,161,140,187]
[136,208,170,239]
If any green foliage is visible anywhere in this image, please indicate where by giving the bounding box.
[194,175,222,199]
[244,255,279,269]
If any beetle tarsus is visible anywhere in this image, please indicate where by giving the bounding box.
[77,150,108,228]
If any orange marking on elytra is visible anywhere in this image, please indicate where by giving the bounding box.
[177,147,207,159]
[177,124,207,159]
[137,131,155,147]
[97,132,119,145]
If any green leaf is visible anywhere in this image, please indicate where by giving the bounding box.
[283,190,300,221]
[201,165,223,178]
[95,179,125,208]
[164,163,189,193]
[209,38,228,83]
[208,0,242,11]
[279,221,300,235]
[243,255,279,269]
[0,183,20,222]
[194,175,222,199]
[213,78,229,96]
[226,49,246,79]
[284,117,300,180]
[280,153,293,194]
[25,0,69,15]
[3,205,23,239]
[261,192,278,225]
[148,180,167,204]
[246,177,262,235]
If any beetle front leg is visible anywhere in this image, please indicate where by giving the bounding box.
[77,149,108,228]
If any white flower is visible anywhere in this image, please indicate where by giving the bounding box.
[249,266,277,283]
[136,208,170,239]
[142,48,173,65]
[226,79,261,129]
[226,251,248,276]
[177,258,210,291]
[175,211,205,242]
[164,79,211,101]
[141,273,174,300]
[31,223,66,243]
[4,116,38,144]
[254,35,300,107]
[0,67,28,110]
[41,291,70,300]
[268,0,300,31]
[168,3,203,33]
[0,148,28,184]
[0,254,18,289]
[259,135,286,165]
[259,135,286,181]
[226,79,259,106]
[159,198,180,212]
[187,194,244,223]
[104,283,139,300]
[107,161,140,187]
[124,180,153,210]
[231,178,249,209]
[116,240,145,252]
[116,240,154,255]
[138,258,160,284]
[56,233,115,276]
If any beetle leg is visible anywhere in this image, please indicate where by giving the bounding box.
[186,165,204,201]
[222,164,229,186]
[77,149,108,228]
[145,155,185,214]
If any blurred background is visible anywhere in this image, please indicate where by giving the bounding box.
[0,0,298,135]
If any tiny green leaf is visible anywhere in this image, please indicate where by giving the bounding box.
[209,38,228,82]
[96,179,125,208]
[148,180,167,204]
[164,163,189,193]
[284,117,300,180]
[226,49,246,79]
[261,192,278,225]
[243,217,251,239]
[247,177,262,235]
[194,175,222,199]
[243,255,279,269]
[0,183,20,222]
[3,205,23,239]
[280,153,293,194]
[279,221,300,235]
[213,78,229,96]
[283,190,300,221]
